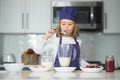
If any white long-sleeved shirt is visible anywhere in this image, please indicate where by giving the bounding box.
[31,34,89,66]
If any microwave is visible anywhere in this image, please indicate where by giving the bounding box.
[52,1,103,32]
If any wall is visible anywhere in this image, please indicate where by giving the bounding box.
[0,33,120,67]
[80,33,120,67]
[0,34,40,63]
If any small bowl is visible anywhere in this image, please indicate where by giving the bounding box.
[4,63,24,73]
[80,66,103,73]
[54,67,76,72]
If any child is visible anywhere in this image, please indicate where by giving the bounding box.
[33,7,89,70]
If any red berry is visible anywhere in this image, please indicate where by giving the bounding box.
[27,48,34,54]
[93,64,98,68]
[85,65,90,68]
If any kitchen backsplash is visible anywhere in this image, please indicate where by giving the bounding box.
[0,33,120,67]
[0,34,43,63]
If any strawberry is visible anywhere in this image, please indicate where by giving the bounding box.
[84,65,90,68]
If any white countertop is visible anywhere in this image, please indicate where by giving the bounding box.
[0,70,120,80]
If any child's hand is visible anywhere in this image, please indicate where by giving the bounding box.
[43,29,55,40]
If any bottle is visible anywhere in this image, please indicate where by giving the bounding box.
[105,55,115,72]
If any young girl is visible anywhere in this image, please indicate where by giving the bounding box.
[33,7,89,70]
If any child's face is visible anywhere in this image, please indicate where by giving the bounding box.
[60,19,75,36]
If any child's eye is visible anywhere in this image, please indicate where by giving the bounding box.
[68,24,73,26]
[61,23,66,25]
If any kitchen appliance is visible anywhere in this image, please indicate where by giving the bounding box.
[3,53,16,63]
[52,1,103,32]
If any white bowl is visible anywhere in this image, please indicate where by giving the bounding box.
[80,66,103,73]
[4,63,24,73]
[54,67,76,72]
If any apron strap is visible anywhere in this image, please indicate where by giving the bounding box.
[59,37,62,44]
[74,38,79,44]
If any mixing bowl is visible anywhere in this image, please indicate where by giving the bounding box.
[4,63,24,73]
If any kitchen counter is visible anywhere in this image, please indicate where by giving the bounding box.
[0,70,120,80]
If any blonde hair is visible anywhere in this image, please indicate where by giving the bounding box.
[55,21,79,38]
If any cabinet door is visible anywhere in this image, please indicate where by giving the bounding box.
[26,0,51,33]
[103,0,120,33]
[0,0,2,28]
[0,0,25,33]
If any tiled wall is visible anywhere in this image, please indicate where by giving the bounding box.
[80,33,120,67]
[0,33,120,67]
[0,34,43,63]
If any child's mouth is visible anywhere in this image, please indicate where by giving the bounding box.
[61,30,67,34]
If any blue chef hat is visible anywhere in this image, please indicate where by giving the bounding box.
[59,7,78,22]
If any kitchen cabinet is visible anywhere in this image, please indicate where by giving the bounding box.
[103,0,120,33]
[0,0,50,33]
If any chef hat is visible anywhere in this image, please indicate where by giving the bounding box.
[59,7,78,22]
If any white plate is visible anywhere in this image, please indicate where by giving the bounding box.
[29,65,48,72]
[54,67,76,72]
[80,66,103,73]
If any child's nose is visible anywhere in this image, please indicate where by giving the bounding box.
[65,25,68,28]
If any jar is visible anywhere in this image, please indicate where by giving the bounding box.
[41,53,54,71]
[105,55,115,72]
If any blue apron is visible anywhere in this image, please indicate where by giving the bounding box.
[54,37,80,70]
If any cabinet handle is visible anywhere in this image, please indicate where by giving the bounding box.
[26,13,29,29]
[22,13,24,29]
[90,5,94,27]
[104,13,107,29]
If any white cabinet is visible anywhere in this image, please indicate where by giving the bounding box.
[103,0,120,33]
[0,0,24,33]
[25,0,51,33]
[0,0,50,33]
